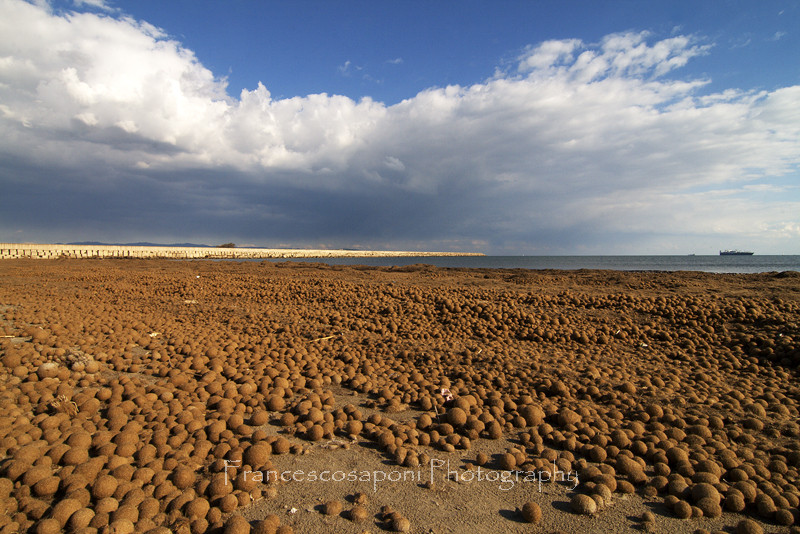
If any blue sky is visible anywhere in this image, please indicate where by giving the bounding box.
[0,0,798,253]
[116,0,798,105]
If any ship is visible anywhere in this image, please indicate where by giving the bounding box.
[720,250,754,256]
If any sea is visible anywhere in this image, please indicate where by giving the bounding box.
[258,255,800,274]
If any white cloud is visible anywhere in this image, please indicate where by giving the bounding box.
[0,0,798,253]
[730,35,753,49]
[518,38,582,72]
[73,0,113,12]
[518,32,710,83]
[338,60,351,75]
[384,156,405,171]
[338,59,365,77]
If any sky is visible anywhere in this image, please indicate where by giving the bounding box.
[0,0,798,254]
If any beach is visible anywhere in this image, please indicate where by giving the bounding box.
[0,259,798,534]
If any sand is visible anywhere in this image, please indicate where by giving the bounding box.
[0,259,798,534]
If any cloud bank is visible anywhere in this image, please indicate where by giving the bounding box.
[1,0,798,253]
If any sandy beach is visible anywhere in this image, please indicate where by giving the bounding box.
[0,259,798,534]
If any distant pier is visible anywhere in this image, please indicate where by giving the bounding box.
[0,243,484,260]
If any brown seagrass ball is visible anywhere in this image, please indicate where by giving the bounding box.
[447,407,467,426]
[224,514,251,534]
[736,519,764,534]
[571,494,597,515]
[392,516,411,532]
[349,505,368,522]
[323,500,343,516]
[521,501,542,523]
[171,466,196,489]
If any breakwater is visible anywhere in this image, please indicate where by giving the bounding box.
[0,243,483,260]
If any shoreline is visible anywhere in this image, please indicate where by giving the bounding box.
[0,243,484,260]
[0,260,797,534]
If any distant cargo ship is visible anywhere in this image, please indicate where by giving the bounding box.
[720,250,754,256]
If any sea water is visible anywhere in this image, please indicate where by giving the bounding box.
[257,255,800,274]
